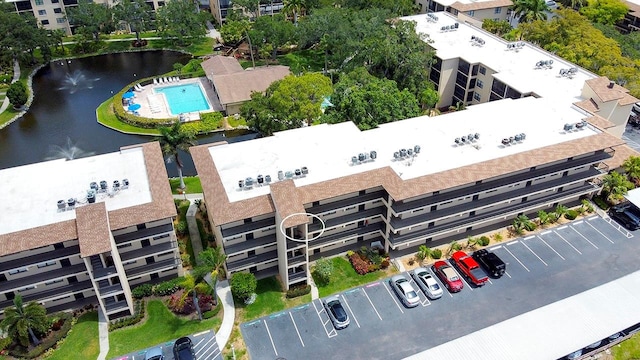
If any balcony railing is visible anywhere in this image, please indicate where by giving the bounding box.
[0,245,81,273]
[114,223,174,244]
[227,250,278,272]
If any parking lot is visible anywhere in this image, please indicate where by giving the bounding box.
[111,329,220,360]
[242,215,640,360]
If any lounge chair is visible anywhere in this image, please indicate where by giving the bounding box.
[174,77,179,82]
[163,77,168,83]
[153,78,158,85]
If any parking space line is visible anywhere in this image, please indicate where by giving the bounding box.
[503,245,530,272]
[408,277,432,306]
[573,220,583,225]
[585,220,615,244]
[446,259,473,291]
[490,245,502,250]
[195,335,218,359]
[558,225,568,230]
[340,294,361,328]
[602,216,634,238]
[536,235,565,260]
[289,312,305,346]
[263,320,278,356]
[383,281,405,313]
[524,235,535,240]
[521,241,548,266]
[312,300,338,338]
[541,230,551,235]
[553,230,582,254]
[507,240,519,245]
[361,287,383,320]
[570,226,599,249]
[504,270,512,278]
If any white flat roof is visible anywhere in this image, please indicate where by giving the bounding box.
[211,96,600,203]
[624,187,640,208]
[403,13,595,102]
[404,269,640,360]
[0,147,153,235]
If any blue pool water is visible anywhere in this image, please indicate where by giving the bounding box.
[155,83,211,115]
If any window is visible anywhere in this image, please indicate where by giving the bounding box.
[153,234,169,240]
[479,66,486,75]
[494,7,502,13]
[474,93,481,101]
[52,0,59,3]
[56,18,65,23]
[37,260,56,268]
[477,79,484,88]
[18,286,36,292]
[35,0,44,5]
[45,279,64,285]
[467,10,475,16]
[38,9,46,15]
[123,260,137,265]
[54,7,62,13]
[8,267,28,275]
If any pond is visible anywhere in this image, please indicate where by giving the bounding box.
[0,51,257,176]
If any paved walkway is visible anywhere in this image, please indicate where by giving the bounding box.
[97,308,109,360]
[216,279,235,351]
[186,200,204,264]
[0,60,20,114]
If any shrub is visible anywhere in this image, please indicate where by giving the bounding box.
[230,272,257,301]
[7,81,27,108]
[581,199,595,213]
[109,300,145,331]
[181,253,192,267]
[407,257,415,266]
[381,258,390,268]
[131,283,153,299]
[430,248,443,259]
[349,253,370,275]
[286,284,311,298]
[0,336,11,352]
[175,220,188,236]
[564,209,579,220]
[478,236,490,246]
[416,245,431,262]
[492,232,503,242]
[152,277,184,296]
[203,305,221,319]
[312,258,333,286]
[593,195,609,210]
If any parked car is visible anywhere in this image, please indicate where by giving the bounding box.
[472,249,506,278]
[389,275,420,307]
[173,337,196,360]
[411,267,443,299]
[609,204,640,230]
[144,347,164,360]
[323,296,350,329]
[432,261,463,293]
[451,251,489,286]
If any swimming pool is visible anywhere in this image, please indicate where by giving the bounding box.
[155,82,211,116]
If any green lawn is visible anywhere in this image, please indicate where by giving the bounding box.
[170,176,203,194]
[48,312,99,360]
[612,333,640,359]
[316,257,397,298]
[226,116,247,128]
[242,277,311,321]
[96,98,160,135]
[108,300,221,358]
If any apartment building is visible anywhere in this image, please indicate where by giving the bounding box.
[415,0,512,24]
[0,142,181,320]
[209,0,284,25]
[620,0,640,32]
[191,12,637,290]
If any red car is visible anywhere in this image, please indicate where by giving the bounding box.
[451,251,489,286]
[432,261,463,293]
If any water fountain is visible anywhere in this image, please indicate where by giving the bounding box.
[57,70,100,94]
[45,137,96,161]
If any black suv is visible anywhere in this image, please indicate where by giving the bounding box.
[609,204,640,230]
[173,337,196,360]
[472,249,506,278]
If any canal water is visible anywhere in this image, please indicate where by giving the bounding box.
[0,51,256,176]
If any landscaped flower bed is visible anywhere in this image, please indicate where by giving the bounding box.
[347,246,391,275]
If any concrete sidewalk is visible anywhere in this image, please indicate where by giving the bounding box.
[216,279,235,351]
[0,59,21,114]
[97,308,109,360]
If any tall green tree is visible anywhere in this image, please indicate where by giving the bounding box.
[0,9,49,64]
[601,171,634,203]
[283,0,306,24]
[6,81,28,109]
[179,273,210,320]
[580,0,628,24]
[233,0,260,19]
[339,0,416,15]
[1,295,48,347]
[154,122,197,189]
[482,19,513,36]
[194,247,227,305]
[113,0,151,45]
[220,19,251,45]
[323,67,420,130]
[511,0,550,22]
[623,156,640,184]
[248,14,296,60]
[155,0,207,46]
[66,0,115,41]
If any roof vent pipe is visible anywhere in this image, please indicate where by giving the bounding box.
[608,81,615,89]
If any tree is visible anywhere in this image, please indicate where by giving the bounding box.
[623,156,640,184]
[580,0,628,24]
[249,14,296,61]
[66,0,115,41]
[232,0,260,19]
[339,0,416,15]
[0,10,50,64]
[155,0,207,46]
[154,122,197,189]
[220,19,251,45]
[230,272,257,301]
[283,0,306,24]
[537,210,552,225]
[416,245,431,263]
[1,295,48,347]
[113,0,152,45]
[511,0,550,22]
[179,273,210,320]
[554,205,568,221]
[7,81,27,109]
[418,86,440,112]
[312,257,333,286]
[601,171,634,203]
[194,247,227,305]
[482,19,513,37]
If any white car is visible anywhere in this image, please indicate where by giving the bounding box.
[389,275,420,308]
[411,267,443,300]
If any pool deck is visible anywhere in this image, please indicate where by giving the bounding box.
[126,77,223,120]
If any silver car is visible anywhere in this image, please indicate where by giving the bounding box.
[323,296,350,329]
[411,267,443,300]
[144,346,164,360]
[389,275,420,308]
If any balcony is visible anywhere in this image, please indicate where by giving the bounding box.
[390,168,602,230]
[125,258,180,278]
[98,283,124,297]
[254,266,279,280]
[288,271,307,284]
[224,233,277,256]
[0,280,94,310]
[221,217,276,239]
[227,250,278,272]
[309,237,384,262]
[114,223,174,244]
[287,254,306,266]
[389,183,598,246]
[392,151,611,213]
[93,266,118,280]
[0,263,88,293]
[104,299,130,314]
[306,190,387,215]
[0,245,81,273]
[308,207,386,233]
[119,241,176,262]
[308,222,385,250]
[46,296,97,315]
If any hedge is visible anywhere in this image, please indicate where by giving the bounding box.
[564,209,579,221]
[286,284,311,299]
[152,277,184,296]
[203,304,222,319]
[131,283,153,299]
[109,300,145,331]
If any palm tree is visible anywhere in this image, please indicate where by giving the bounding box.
[511,0,550,22]
[416,245,431,263]
[1,295,48,347]
[283,0,306,24]
[537,210,551,226]
[623,156,640,185]
[601,171,634,204]
[154,122,197,189]
[195,247,227,306]
[554,204,568,221]
[179,273,210,321]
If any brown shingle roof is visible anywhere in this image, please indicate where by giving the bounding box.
[77,202,112,257]
[212,66,291,106]
[604,144,640,170]
[586,77,639,105]
[0,142,176,258]
[201,55,244,76]
[269,180,308,228]
[586,114,615,130]
[450,0,512,11]
[194,131,624,227]
[573,99,599,114]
